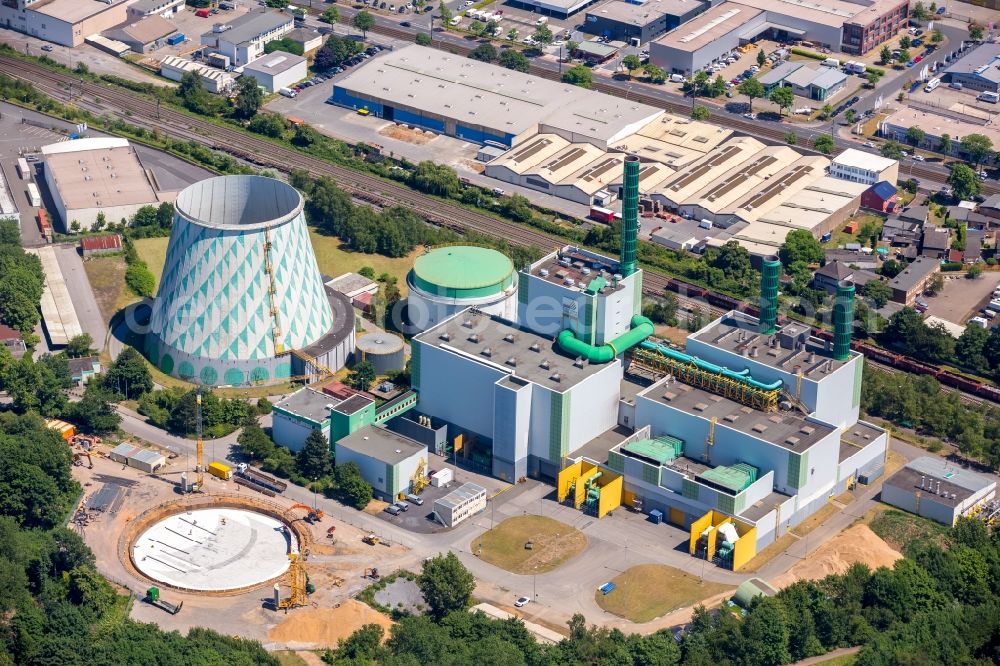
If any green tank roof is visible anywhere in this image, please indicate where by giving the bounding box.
[411,246,514,299]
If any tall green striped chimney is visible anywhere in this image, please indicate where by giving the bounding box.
[758,255,780,335]
[620,155,639,278]
[833,279,855,361]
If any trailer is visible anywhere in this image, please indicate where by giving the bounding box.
[16,158,30,180]
[589,206,616,223]
[208,461,232,480]
[236,463,287,494]
[145,587,183,614]
[235,475,276,496]
[27,182,40,207]
[37,209,52,241]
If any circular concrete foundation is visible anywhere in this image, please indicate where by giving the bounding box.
[131,508,295,592]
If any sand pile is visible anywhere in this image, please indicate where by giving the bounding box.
[773,524,902,588]
[268,599,394,649]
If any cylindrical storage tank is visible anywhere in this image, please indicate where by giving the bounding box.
[146,176,341,386]
[356,332,405,374]
[406,246,517,333]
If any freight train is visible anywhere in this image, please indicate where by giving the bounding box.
[661,278,1000,404]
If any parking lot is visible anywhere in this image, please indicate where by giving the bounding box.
[924,271,1000,326]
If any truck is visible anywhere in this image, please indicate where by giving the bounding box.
[589,205,616,223]
[145,587,183,614]
[977,91,999,104]
[236,462,287,495]
[924,77,941,92]
[208,461,232,480]
[166,33,185,46]
[844,61,866,74]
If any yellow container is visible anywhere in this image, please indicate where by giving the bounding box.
[208,462,232,480]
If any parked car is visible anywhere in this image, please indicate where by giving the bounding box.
[400,20,411,26]
[393,501,409,512]
[937,4,946,12]
[514,597,531,608]
[405,493,424,505]
[385,504,400,516]
[40,44,53,52]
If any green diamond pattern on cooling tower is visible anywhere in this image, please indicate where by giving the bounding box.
[150,206,333,362]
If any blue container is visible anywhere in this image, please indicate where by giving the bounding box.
[599,582,616,595]
[649,509,663,524]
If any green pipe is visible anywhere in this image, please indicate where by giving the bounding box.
[557,315,654,363]
[638,340,783,391]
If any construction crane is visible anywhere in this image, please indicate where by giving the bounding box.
[704,416,716,464]
[410,458,428,494]
[277,553,308,611]
[195,392,204,492]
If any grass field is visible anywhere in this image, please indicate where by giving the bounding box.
[82,255,134,322]
[595,564,733,624]
[815,654,857,665]
[868,508,950,554]
[133,237,169,290]
[273,651,311,666]
[471,515,587,575]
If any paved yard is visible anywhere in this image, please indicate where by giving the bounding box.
[923,271,1000,324]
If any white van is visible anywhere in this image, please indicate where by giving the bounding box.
[670,73,685,83]
[821,57,840,68]
[279,87,296,98]
[449,15,461,25]
[924,77,941,92]
[535,16,547,25]
[978,91,999,103]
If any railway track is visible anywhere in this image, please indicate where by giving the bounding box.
[7,55,998,406]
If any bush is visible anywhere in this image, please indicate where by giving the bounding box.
[940,262,963,272]
[790,48,826,61]
[124,261,156,297]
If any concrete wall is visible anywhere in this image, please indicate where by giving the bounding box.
[881,483,959,525]
[492,377,531,482]
[336,445,392,498]
[565,363,624,455]
[23,2,135,47]
[406,281,517,334]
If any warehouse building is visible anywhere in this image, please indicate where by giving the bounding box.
[105,15,179,53]
[829,148,899,185]
[434,482,488,527]
[271,388,333,452]
[506,0,602,19]
[650,0,907,75]
[199,10,294,67]
[331,45,661,148]
[762,62,848,101]
[241,51,308,93]
[286,27,323,54]
[160,55,236,94]
[128,0,185,20]
[583,0,707,45]
[40,138,163,233]
[0,0,137,48]
[879,107,1000,160]
[334,426,427,501]
[882,456,997,526]
[109,443,166,473]
[942,43,1000,94]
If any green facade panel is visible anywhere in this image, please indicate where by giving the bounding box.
[386,462,397,497]
[787,450,809,489]
[548,391,570,463]
[641,461,660,486]
[411,343,421,391]
[852,356,863,409]
[607,450,624,472]
[682,478,699,500]
[717,494,735,515]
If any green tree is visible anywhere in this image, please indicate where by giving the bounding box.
[238,421,277,461]
[352,10,375,38]
[955,324,989,373]
[482,19,499,37]
[757,48,766,67]
[332,461,372,509]
[969,23,984,41]
[911,1,928,20]
[939,132,952,153]
[314,35,362,70]
[329,623,385,662]
[358,266,376,279]
[296,428,332,480]
[507,27,519,42]
[813,134,835,155]
[900,35,912,50]
[867,70,882,87]
[740,597,791,666]
[419,552,476,619]
[566,39,579,54]
[691,105,710,121]
[820,103,834,120]
[248,113,286,138]
[439,1,452,25]
[779,229,824,268]
[415,32,432,46]
[860,279,892,308]
[881,139,904,159]
[709,75,727,97]
[411,161,461,197]
[347,360,376,391]
[906,125,925,147]
[103,348,152,400]
[532,24,553,45]
[320,6,340,23]
[292,122,320,147]
[846,108,857,124]
[784,131,798,145]
[562,64,592,89]
[177,70,211,114]
[234,75,264,119]
[948,163,982,200]
[498,49,529,72]
[468,20,483,35]
[738,77,765,112]
[622,54,642,79]
[967,263,984,279]
[468,43,497,62]
[66,383,121,435]
[880,45,892,65]
[769,85,794,116]
[932,27,944,43]
[898,47,911,63]
[927,272,945,294]
[65,334,94,358]
[959,133,993,167]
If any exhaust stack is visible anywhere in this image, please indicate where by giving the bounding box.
[620,155,639,278]
[833,279,855,361]
[758,255,780,335]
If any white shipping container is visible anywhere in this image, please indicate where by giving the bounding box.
[16,158,30,180]
[968,317,989,329]
[430,467,453,487]
[26,182,40,207]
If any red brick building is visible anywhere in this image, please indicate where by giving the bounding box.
[860,181,898,213]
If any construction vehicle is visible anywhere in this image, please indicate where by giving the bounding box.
[277,553,307,611]
[364,567,380,580]
[73,451,93,468]
[145,587,183,614]
[235,462,288,496]
[288,503,324,524]
[363,533,379,546]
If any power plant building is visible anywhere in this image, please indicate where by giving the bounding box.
[411,160,886,564]
[146,176,355,386]
[881,456,997,526]
[406,246,518,333]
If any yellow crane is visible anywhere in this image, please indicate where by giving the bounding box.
[410,458,428,494]
[278,553,308,611]
[195,392,204,492]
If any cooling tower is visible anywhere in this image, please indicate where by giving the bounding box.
[146,176,347,386]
